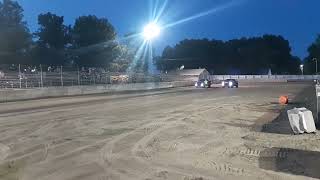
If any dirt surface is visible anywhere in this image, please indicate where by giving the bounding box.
[0,82,319,180]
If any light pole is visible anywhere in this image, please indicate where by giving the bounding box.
[300,64,304,75]
[313,58,318,75]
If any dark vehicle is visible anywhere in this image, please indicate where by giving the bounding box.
[221,79,238,88]
[195,79,211,88]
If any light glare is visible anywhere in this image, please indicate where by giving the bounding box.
[143,23,160,40]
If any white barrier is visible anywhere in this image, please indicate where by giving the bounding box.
[0,81,193,103]
[210,75,320,81]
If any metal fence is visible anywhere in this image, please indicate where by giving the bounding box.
[0,64,180,89]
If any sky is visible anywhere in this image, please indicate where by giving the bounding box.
[16,0,320,59]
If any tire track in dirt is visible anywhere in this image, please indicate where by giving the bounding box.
[98,102,204,161]
[97,102,218,179]
[222,146,290,159]
[128,98,256,179]
[193,160,245,175]
[97,109,188,179]
[0,136,111,179]
[131,122,249,178]
[98,95,282,179]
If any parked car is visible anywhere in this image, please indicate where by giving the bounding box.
[221,79,238,88]
[195,79,211,88]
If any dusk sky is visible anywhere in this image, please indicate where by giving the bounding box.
[16,0,320,59]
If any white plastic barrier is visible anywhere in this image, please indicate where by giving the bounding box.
[287,108,316,134]
[210,75,320,81]
[287,108,304,134]
[299,108,317,133]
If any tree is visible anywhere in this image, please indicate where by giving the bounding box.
[31,13,71,65]
[35,12,71,49]
[304,34,320,74]
[0,0,31,64]
[71,15,117,66]
[72,15,116,47]
[162,46,174,58]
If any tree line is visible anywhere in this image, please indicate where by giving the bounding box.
[157,35,309,75]
[157,33,320,75]
[0,0,135,72]
[303,35,320,74]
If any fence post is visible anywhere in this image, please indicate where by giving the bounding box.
[40,64,43,88]
[18,64,22,88]
[77,66,80,86]
[60,65,63,87]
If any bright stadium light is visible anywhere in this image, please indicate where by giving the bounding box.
[143,22,161,40]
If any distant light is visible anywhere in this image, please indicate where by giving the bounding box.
[143,22,161,40]
[300,64,304,74]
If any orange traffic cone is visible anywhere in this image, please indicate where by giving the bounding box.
[279,95,289,105]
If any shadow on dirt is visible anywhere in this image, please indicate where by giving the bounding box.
[259,147,320,179]
[261,84,317,135]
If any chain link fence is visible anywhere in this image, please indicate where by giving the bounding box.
[0,64,179,89]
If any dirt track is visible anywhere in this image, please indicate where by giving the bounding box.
[0,83,319,180]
